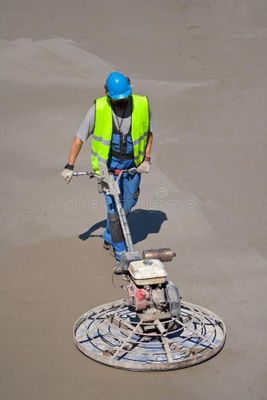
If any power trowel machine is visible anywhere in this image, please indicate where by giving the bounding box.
[73,166,226,371]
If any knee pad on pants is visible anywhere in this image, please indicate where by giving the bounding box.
[108,213,124,243]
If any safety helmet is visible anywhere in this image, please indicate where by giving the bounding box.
[105,71,132,100]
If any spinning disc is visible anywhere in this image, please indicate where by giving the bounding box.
[73,299,226,371]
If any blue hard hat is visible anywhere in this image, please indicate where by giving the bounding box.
[105,71,132,100]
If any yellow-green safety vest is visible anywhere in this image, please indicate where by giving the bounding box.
[91,94,150,174]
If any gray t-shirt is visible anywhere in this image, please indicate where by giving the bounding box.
[76,96,154,142]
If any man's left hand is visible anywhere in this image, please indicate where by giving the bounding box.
[137,160,150,173]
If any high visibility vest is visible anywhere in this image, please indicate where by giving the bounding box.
[91,94,150,174]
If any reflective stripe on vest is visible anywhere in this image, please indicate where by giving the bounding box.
[91,94,150,174]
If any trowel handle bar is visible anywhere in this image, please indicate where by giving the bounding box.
[73,168,137,178]
[73,171,95,178]
[121,167,137,174]
[114,167,137,179]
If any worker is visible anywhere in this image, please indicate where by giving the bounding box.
[61,71,153,266]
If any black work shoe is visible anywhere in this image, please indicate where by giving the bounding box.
[103,240,111,250]
[103,241,115,256]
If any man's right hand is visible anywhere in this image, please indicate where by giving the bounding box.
[61,164,74,183]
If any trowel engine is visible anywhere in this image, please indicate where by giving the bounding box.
[122,249,181,320]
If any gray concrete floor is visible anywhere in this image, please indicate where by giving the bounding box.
[0,1,267,399]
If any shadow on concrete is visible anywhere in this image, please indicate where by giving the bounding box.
[79,209,167,244]
[79,220,106,241]
[128,209,167,244]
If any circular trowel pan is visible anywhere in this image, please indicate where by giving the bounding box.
[73,299,226,371]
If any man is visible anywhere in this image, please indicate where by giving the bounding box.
[61,71,153,263]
